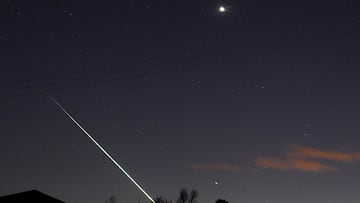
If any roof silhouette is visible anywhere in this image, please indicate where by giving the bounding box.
[0,190,64,202]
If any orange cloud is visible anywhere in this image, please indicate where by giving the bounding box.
[290,159,338,172]
[288,144,360,163]
[255,144,360,173]
[255,156,337,173]
[189,163,242,172]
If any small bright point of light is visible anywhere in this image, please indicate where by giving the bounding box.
[218,6,226,13]
[214,181,219,185]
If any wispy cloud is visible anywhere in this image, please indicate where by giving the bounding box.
[256,145,360,173]
[290,159,338,172]
[189,163,242,172]
[288,144,360,163]
[255,156,337,172]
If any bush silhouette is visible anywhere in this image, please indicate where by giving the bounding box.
[215,199,229,203]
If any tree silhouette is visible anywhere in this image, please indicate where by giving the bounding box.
[189,190,198,203]
[215,199,229,203]
[155,188,198,203]
[176,189,198,203]
[155,196,172,203]
[105,196,117,203]
[177,189,189,203]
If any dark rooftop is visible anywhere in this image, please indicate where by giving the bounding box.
[0,190,64,203]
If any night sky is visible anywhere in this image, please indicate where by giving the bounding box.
[1,1,360,202]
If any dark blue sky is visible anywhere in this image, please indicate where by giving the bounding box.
[1,1,360,202]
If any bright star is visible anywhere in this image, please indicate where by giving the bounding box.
[218,5,226,13]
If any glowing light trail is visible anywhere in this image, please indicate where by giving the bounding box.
[48,95,155,203]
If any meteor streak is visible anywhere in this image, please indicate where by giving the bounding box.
[48,95,155,203]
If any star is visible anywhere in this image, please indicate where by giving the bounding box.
[218,5,226,13]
